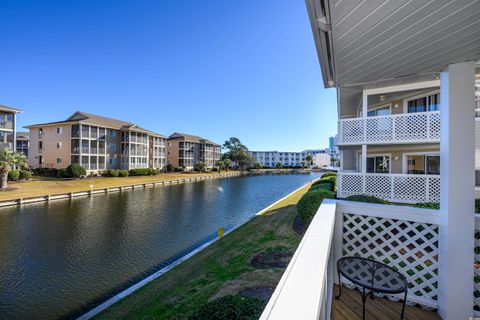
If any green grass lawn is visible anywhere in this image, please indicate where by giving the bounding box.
[0,171,237,201]
[94,182,313,320]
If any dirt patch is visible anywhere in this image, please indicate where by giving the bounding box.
[251,252,293,269]
[293,215,306,235]
[238,286,275,302]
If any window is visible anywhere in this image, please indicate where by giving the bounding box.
[109,158,115,165]
[39,155,43,165]
[57,127,63,134]
[367,105,391,117]
[38,141,43,150]
[365,155,390,173]
[56,142,62,149]
[407,93,440,113]
[56,157,62,164]
[109,130,117,137]
[405,153,440,175]
[476,171,480,187]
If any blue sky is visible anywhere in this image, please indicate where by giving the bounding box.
[0,0,337,151]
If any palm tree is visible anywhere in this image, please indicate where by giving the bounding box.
[217,160,225,172]
[0,150,27,189]
[224,159,232,171]
[305,155,313,168]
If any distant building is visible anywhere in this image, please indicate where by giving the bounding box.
[249,149,327,168]
[167,132,221,170]
[25,111,166,172]
[16,132,29,157]
[0,104,22,152]
[312,153,331,168]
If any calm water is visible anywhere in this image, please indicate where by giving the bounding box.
[0,172,320,320]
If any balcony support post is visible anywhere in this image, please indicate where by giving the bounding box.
[439,61,475,320]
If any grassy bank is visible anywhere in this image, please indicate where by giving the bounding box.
[94,181,315,320]
[0,172,238,201]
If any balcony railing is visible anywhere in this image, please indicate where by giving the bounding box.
[338,111,440,145]
[337,172,440,204]
[262,200,442,319]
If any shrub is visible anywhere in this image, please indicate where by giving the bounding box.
[297,189,335,226]
[189,295,266,320]
[8,170,20,181]
[317,175,337,189]
[129,168,150,176]
[57,168,68,178]
[108,169,119,177]
[344,195,389,204]
[66,163,86,178]
[118,170,129,177]
[414,202,440,210]
[19,170,32,180]
[147,168,157,175]
[211,166,219,172]
[322,171,337,178]
[310,182,333,192]
[194,161,207,172]
[165,164,174,172]
[476,199,480,214]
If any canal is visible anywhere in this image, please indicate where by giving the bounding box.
[0,172,320,319]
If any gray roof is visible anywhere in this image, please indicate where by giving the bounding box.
[168,132,220,146]
[25,111,165,137]
[0,104,22,113]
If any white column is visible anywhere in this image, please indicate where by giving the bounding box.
[439,61,475,319]
[362,91,368,174]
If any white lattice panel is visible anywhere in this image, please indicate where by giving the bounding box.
[338,111,440,145]
[339,118,364,144]
[365,175,391,199]
[474,230,480,313]
[366,117,393,142]
[338,173,440,204]
[429,112,441,140]
[338,173,363,196]
[394,113,428,141]
[342,213,439,307]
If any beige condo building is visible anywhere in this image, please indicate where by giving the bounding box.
[167,132,221,170]
[25,111,166,172]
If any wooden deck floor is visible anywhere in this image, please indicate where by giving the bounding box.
[332,285,441,320]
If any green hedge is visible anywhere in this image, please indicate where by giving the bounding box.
[476,199,480,214]
[129,168,158,176]
[344,195,389,204]
[310,182,333,192]
[66,164,86,178]
[322,171,337,178]
[19,170,32,180]
[119,170,129,177]
[8,170,20,181]
[297,189,334,226]
[189,295,266,320]
[414,202,440,210]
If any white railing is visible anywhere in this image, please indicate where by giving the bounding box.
[337,172,440,204]
[260,199,337,320]
[338,111,440,145]
[262,199,442,319]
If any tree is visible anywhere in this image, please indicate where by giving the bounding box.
[237,152,254,171]
[0,150,27,189]
[223,137,248,167]
[224,158,232,171]
[254,162,261,171]
[301,161,307,169]
[195,161,207,172]
[305,155,313,167]
[275,162,283,170]
[216,160,225,172]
